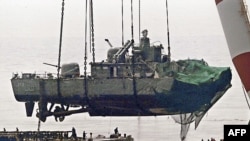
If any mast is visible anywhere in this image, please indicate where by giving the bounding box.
[216,0,250,98]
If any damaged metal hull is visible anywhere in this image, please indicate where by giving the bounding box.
[11,59,232,117]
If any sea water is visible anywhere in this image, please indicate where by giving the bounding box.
[1,0,250,141]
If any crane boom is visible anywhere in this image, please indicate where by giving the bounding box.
[216,0,250,98]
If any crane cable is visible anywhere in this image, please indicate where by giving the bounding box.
[37,0,66,130]
[131,0,134,40]
[57,0,65,99]
[166,0,171,61]
[37,119,41,132]
[242,85,250,110]
[121,0,124,46]
[139,0,141,43]
[242,85,250,124]
[130,0,149,114]
[90,0,95,63]
[130,0,137,107]
[84,0,89,104]
[57,0,65,79]
[130,0,139,111]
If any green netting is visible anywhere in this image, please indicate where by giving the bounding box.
[156,59,229,85]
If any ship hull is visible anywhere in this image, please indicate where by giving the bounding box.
[11,60,232,116]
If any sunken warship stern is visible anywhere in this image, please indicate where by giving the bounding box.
[11,59,232,117]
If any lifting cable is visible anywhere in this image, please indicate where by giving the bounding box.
[121,0,124,46]
[57,0,65,98]
[166,0,171,61]
[242,85,250,124]
[242,85,250,110]
[84,0,89,103]
[89,2,91,52]
[130,0,134,40]
[37,119,41,132]
[37,1,66,128]
[130,0,138,108]
[131,0,146,113]
[90,0,95,63]
[37,118,41,140]
[130,0,136,97]
[139,0,141,43]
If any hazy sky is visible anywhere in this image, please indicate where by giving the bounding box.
[0,0,229,40]
[1,0,250,61]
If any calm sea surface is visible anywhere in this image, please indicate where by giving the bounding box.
[1,0,250,141]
